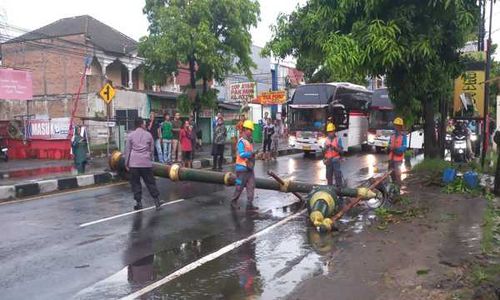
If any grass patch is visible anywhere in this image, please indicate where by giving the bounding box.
[412,158,452,174]
[481,196,499,254]
[375,206,429,230]
[471,265,492,285]
[439,212,457,222]
[416,269,430,275]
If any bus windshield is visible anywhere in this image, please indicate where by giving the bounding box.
[369,110,395,130]
[289,107,327,132]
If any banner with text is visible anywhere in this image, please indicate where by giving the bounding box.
[229,82,256,103]
[254,90,287,105]
[0,68,33,100]
[453,70,485,118]
[29,118,71,139]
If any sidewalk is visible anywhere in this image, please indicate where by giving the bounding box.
[287,166,499,300]
[0,157,110,185]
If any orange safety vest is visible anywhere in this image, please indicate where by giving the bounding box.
[389,134,404,162]
[324,137,341,159]
[236,138,254,167]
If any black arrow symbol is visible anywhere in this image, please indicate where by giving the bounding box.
[104,85,110,101]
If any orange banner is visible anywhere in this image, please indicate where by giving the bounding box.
[254,90,287,105]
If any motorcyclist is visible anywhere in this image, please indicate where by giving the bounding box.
[453,121,473,160]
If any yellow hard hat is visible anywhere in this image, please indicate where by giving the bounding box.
[393,117,404,126]
[326,123,336,132]
[243,120,254,131]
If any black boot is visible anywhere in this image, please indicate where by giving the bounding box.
[134,201,143,210]
[217,156,223,171]
[153,198,161,211]
[212,156,217,170]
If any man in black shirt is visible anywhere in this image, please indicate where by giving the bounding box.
[147,112,163,163]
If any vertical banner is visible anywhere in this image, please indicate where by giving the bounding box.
[453,70,485,118]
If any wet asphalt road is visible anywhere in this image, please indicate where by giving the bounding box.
[0,151,389,300]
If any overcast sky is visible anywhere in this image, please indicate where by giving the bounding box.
[0,0,305,48]
[1,0,499,56]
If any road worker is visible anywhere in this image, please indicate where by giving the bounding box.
[323,123,344,188]
[388,117,407,188]
[231,120,258,211]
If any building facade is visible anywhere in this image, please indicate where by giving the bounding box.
[0,15,181,149]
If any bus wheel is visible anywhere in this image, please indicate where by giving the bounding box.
[361,144,372,152]
[303,150,313,158]
[375,146,384,153]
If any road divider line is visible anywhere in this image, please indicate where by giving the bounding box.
[119,208,307,300]
[79,199,185,228]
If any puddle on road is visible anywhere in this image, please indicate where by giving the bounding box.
[74,201,307,300]
[76,206,372,300]
[145,216,334,300]
[357,153,423,180]
[75,154,423,300]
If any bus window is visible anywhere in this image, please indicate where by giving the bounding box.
[289,108,327,131]
[334,88,371,112]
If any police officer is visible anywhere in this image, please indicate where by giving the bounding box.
[388,117,407,187]
[231,120,258,211]
[323,123,344,188]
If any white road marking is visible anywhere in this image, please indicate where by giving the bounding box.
[79,199,185,228]
[119,208,307,300]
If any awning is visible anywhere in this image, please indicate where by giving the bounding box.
[146,90,182,100]
[218,102,241,111]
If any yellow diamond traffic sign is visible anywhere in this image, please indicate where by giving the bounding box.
[99,83,116,104]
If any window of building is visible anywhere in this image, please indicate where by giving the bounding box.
[115,109,138,131]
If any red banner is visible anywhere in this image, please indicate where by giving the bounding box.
[0,68,33,100]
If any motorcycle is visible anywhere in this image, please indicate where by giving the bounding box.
[0,138,8,162]
[445,133,452,150]
[451,130,468,163]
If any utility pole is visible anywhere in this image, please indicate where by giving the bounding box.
[479,0,485,51]
[481,0,494,167]
[494,79,500,194]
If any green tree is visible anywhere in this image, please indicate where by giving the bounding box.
[265,0,479,157]
[140,0,260,118]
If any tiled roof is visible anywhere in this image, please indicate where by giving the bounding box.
[4,15,137,55]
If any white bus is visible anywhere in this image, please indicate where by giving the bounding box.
[367,88,424,151]
[288,82,372,153]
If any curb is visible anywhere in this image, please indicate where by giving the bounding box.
[0,172,117,201]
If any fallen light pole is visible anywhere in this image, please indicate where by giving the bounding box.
[109,151,390,232]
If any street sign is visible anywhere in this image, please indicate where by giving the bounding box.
[99,83,116,104]
[105,121,116,127]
